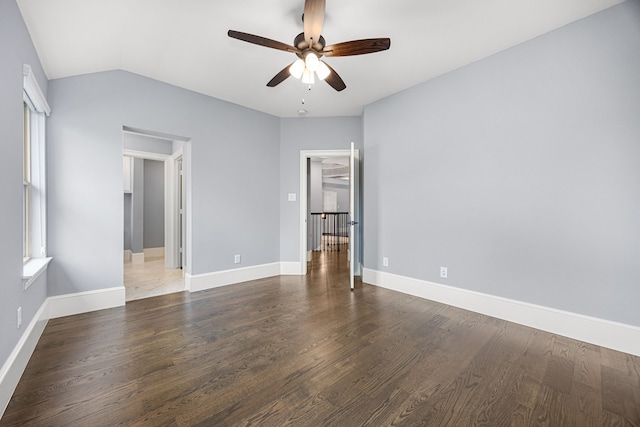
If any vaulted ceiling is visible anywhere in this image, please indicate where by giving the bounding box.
[17,0,623,117]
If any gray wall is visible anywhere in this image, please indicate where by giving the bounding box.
[279,117,363,262]
[131,158,144,254]
[0,0,49,367]
[323,181,349,212]
[143,159,164,249]
[309,160,323,213]
[363,0,640,326]
[123,193,132,250]
[124,132,173,155]
[47,70,281,296]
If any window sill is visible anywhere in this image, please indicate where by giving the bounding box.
[23,257,52,290]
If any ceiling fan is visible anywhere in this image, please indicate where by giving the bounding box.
[228,0,390,91]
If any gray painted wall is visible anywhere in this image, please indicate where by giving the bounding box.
[0,0,49,367]
[309,160,323,213]
[279,117,363,262]
[124,132,173,155]
[131,158,144,254]
[143,159,164,249]
[123,193,132,251]
[323,182,349,212]
[47,70,280,296]
[363,0,640,326]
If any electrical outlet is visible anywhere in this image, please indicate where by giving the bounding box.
[382,257,389,267]
[17,307,22,329]
[234,254,241,264]
[440,266,448,279]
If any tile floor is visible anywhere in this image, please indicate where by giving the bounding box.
[124,256,185,301]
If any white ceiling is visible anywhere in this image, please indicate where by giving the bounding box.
[17,0,623,118]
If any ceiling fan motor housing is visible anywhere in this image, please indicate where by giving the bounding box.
[294,32,325,52]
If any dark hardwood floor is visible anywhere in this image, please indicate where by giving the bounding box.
[3,248,640,426]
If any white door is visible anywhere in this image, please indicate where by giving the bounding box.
[349,142,360,290]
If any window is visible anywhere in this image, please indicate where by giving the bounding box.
[22,64,51,289]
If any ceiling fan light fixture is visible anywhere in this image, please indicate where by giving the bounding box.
[302,69,315,84]
[305,52,320,72]
[289,59,305,79]
[316,60,330,80]
[227,0,390,92]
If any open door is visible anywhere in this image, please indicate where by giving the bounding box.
[349,142,360,290]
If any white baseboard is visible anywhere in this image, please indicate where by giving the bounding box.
[280,262,303,275]
[47,287,126,319]
[131,252,144,264]
[143,247,165,258]
[185,262,281,292]
[0,301,49,417]
[363,268,640,357]
[123,250,132,262]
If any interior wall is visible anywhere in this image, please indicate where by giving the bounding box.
[131,158,144,254]
[309,160,323,213]
[323,181,349,212]
[124,133,172,154]
[143,159,164,249]
[363,0,640,326]
[0,0,49,367]
[279,117,363,263]
[123,193,132,251]
[46,69,281,296]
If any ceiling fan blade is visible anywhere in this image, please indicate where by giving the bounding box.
[303,0,325,47]
[322,62,346,92]
[323,38,391,57]
[228,30,299,53]
[267,63,294,87]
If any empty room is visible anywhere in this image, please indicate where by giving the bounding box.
[1,0,639,425]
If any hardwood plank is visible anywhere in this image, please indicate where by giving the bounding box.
[530,384,572,427]
[573,341,602,390]
[601,365,640,423]
[542,335,577,394]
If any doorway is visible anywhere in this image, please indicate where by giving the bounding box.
[122,128,188,301]
[299,146,361,288]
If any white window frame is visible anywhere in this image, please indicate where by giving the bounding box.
[23,101,31,262]
[22,64,52,289]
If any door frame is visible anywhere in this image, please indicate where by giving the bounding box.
[299,148,360,276]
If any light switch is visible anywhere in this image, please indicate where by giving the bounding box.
[288,193,297,202]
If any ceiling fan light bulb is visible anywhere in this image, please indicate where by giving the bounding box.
[289,59,305,79]
[316,61,331,80]
[302,69,315,85]
[305,52,320,72]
